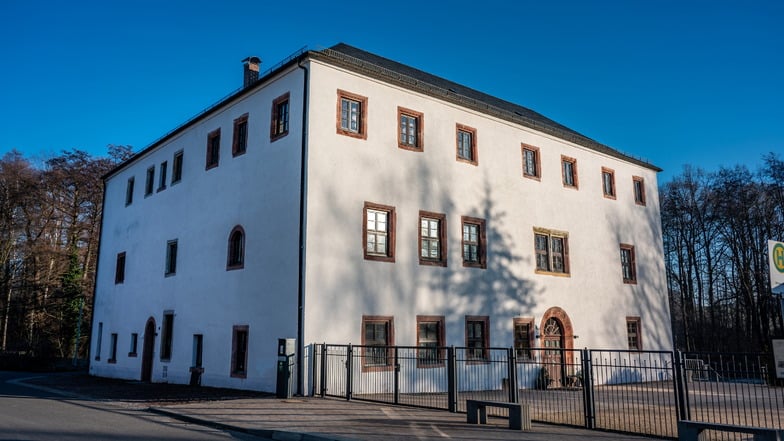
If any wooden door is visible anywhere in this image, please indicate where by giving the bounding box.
[542,317,564,387]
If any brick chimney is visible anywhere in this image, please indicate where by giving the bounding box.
[242,56,261,87]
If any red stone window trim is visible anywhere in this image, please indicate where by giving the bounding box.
[336,89,368,140]
[534,227,570,276]
[521,144,541,180]
[633,176,647,206]
[361,315,394,372]
[561,155,578,189]
[206,128,221,170]
[270,92,290,142]
[416,315,445,368]
[363,202,396,263]
[626,316,642,350]
[602,167,616,199]
[232,113,249,157]
[465,315,489,363]
[620,243,637,284]
[397,106,424,151]
[456,124,478,165]
[513,317,535,361]
[418,211,447,267]
[231,324,250,378]
[461,216,486,269]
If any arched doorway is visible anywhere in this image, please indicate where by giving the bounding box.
[540,307,575,388]
[141,317,156,382]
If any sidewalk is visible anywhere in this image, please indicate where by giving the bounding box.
[23,372,661,441]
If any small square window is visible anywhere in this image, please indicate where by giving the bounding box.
[456,124,477,165]
[336,90,367,139]
[602,167,616,199]
[398,107,424,151]
[206,128,221,170]
[416,315,445,368]
[361,315,394,371]
[125,177,134,206]
[158,161,167,192]
[461,216,486,269]
[620,244,637,284]
[364,202,396,262]
[465,316,489,362]
[115,252,126,284]
[171,151,184,184]
[626,316,642,350]
[165,239,178,276]
[633,176,646,205]
[521,144,541,180]
[145,166,154,196]
[534,228,570,275]
[419,211,446,266]
[271,93,290,141]
[232,113,249,157]
[561,156,578,189]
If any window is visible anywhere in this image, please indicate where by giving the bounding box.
[165,239,178,276]
[206,128,220,169]
[534,228,570,275]
[115,252,126,284]
[620,244,637,284]
[361,315,394,370]
[95,322,102,361]
[145,166,154,196]
[416,316,445,367]
[521,144,541,180]
[192,334,203,367]
[461,216,486,269]
[171,150,183,184]
[513,317,534,360]
[602,167,616,199]
[561,156,578,188]
[158,161,167,191]
[626,317,642,350]
[125,177,134,205]
[633,176,646,205]
[232,113,249,156]
[456,124,477,165]
[160,311,174,361]
[231,325,249,377]
[398,107,424,151]
[271,93,290,141]
[227,226,245,270]
[465,316,489,362]
[129,333,138,357]
[364,202,396,262]
[336,89,367,139]
[419,211,447,266]
[108,333,118,363]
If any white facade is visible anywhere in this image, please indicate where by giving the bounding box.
[90,44,672,393]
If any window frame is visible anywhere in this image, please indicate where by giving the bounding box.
[165,239,178,276]
[108,333,118,363]
[227,225,245,270]
[626,316,642,350]
[158,161,167,192]
[397,106,424,151]
[125,176,134,206]
[231,325,249,378]
[95,322,102,361]
[533,227,570,276]
[561,155,578,189]
[620,243,637,284]
[602,167,616,199]
[160,311,174,361]
[336,89,368,139]
[361,315,394,372]
[115,252,126,284]
[171,150,183,185]
[461,216,486,269]
[465,316,489,363]
[521,144,541,180]
[513,317,534,361]
[206,128,221,170]
[232,113,249,157]
[633,176,646,206]
[129,332,138,357]
[418,211,447,267]
[144,166,154,196]
[363,202,396,263]
[416,315,445,368]
[455,124,478,165]
[270,92,290,141]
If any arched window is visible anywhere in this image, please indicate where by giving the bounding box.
[227,226,245,270]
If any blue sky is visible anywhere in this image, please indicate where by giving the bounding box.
[1,0,781,183]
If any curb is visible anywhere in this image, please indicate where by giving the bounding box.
[148,407,355,441]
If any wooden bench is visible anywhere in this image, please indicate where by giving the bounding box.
[466,399,531,431]
[678,420,784,441]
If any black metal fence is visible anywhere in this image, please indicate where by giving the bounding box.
[311,344,784,439]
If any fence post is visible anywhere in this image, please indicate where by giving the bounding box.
[508,347,519,403]
[673,350,690,421]
[319,343,327,397]
[581,348,595,429]
[448,346,457,412]
[393,346,400,405]
[346,344,353,401]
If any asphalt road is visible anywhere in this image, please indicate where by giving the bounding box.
[0,371,263,441]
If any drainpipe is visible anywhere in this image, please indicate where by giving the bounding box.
[295,55,310,396]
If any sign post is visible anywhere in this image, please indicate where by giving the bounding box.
[769,240,784,379]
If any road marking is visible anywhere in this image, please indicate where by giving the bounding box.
[430,424,450,438]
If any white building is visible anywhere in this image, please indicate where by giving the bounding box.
[89,43,673,394]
